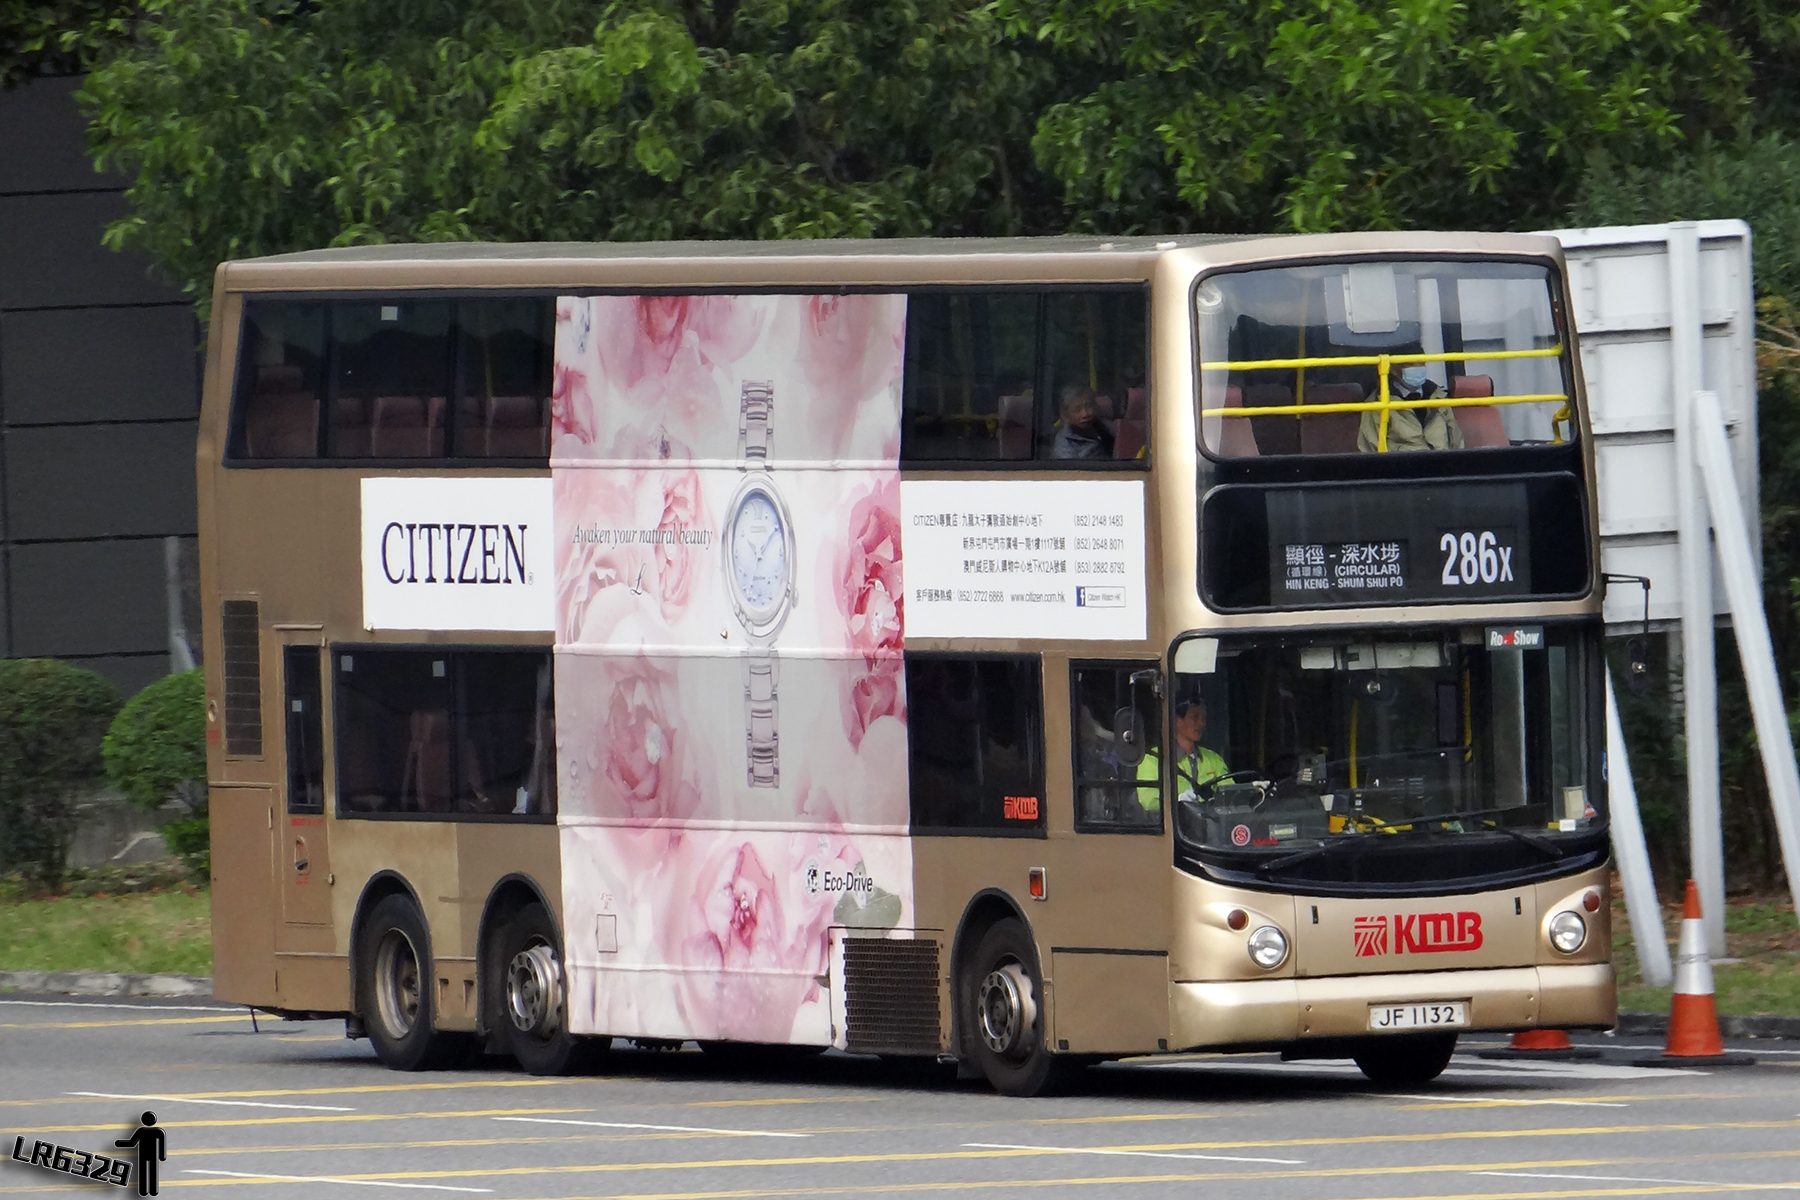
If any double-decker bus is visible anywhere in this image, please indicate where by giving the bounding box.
[199,232,1612,1095]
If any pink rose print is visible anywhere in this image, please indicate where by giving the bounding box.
[800,294,905,414]
[551,360,596,446]
[598,661,697,822]
[653,470,702,617]
[837,475,905,748]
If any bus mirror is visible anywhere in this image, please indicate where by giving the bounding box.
[1173,639,1218,675]
[1625,637,1650,692]
[1113,706,1147,766]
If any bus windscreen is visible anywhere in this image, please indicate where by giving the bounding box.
[1168,623,1600,873]
[1196,259,1571,457]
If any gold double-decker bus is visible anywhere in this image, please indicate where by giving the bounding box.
[199,232,1612,1095]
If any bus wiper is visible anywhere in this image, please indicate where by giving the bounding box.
[1482,823,1565,859]
[1256,836,1362,878]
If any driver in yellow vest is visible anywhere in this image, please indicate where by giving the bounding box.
[1135,699,1229,816]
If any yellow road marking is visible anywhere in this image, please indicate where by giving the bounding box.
[490,1183,1800,1200]
[9,1107,597,1134]
[0,1015,249,1030]
[688,1097,883,1108]
[114,1123,1800,1187]
[0,1077,645,1108]
[1028,1113,1217,1125]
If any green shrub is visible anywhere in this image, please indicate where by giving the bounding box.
[102,669,209,882]
[0,660,123,892]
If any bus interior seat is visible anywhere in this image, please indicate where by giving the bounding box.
[329,396,373,457]
[997,392,1033,460]
[1113,386,1148,459]
[371,395,446,458]
[1245,383,1299,456]
[1451,374,1509,448]
[400,709,452,813]
[244,366,318,458]
[1298,382,1364,455]
[486,395,549,457]
[1218,386,1258,457]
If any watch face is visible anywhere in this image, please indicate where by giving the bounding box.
[729,487,789,617]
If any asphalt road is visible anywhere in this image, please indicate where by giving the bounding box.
[3,993,1799,1199]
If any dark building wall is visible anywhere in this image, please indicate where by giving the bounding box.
[0,75,201,696]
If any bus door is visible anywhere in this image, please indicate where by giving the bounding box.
[277,639,332,932]
[1058,660,1172,1054]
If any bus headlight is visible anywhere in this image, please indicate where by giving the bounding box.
[1247,925,1289,969]
[1548,910,1587,954]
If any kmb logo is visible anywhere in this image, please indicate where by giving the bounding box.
[1353,911,1483,957]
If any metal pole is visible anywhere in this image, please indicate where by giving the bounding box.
[1607,670,1673,987]
[165,535,195,673]
[1668,223,1726,956]
[1692,390,1800,917]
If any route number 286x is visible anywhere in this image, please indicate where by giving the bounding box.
[1439,531,1514,586]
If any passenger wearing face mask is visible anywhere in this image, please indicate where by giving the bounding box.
[1357,361,1465,452]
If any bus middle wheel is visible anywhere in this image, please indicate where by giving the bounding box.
[494,903,610,1076]
[356,893,471,1071]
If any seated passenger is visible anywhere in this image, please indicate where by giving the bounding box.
[1051,384,1115,460]
[1358,362,1464,452]
[1134,699,1229,816]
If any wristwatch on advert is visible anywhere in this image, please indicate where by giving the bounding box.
[724,380,795,788]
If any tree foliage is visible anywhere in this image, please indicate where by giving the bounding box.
[81,0,1057,306]
[78,0,1759,304]
[0,659,122,892]
[1001,0,1748,235]
[0,0,142,89]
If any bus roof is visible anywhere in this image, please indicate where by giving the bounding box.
[218,231,1566,292]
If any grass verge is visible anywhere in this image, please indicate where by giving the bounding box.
[0,877,211,977]
[1613,895,1800,1016]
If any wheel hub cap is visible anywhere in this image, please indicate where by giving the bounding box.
[374,930,420,1038]
[507,943,563,1036]
[977,962,1036,1056]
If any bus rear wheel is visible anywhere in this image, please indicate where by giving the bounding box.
[961,918,1075,1096]
[1351,1032,1458,1085]
[357,894,471,1071]
[496,903,610,1076]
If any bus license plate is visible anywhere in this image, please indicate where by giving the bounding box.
[1368,1002,1468,1031]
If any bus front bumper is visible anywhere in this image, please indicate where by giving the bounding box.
[1169,963,1616,1049]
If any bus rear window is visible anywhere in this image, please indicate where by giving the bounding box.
[1196,260,1571,458]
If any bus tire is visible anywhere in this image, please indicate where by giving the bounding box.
[357,894,469,1071]
[1351,1033,1458,1086]
[961,918,1072,1097]
[496,903,610,1076]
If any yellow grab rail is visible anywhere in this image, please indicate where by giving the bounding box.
[1197,345,1569,451]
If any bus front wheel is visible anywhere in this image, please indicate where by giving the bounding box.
[961,918,1074,1097]
[1351,1033,1458,1086]
[495,903,610,1076]
[356,894,470,1071]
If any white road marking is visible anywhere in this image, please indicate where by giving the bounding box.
[186,1169,491,1192]
[964,1141,1304,1165]
[1475,1170,1800,1191]
[1390,1093,1629,1107]
[70,1091,354,1112]
[1137,1057,1704,1080]
[491,1116,809,1138]
[0,1000,238,1013]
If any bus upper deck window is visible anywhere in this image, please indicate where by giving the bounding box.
[1196,260,1571,459]
[330,300,454,459]
[233,301,327,459]
[900,289,1148,466]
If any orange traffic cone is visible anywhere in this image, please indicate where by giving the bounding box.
[1477,1027,1600,1060]
[1634,880,1754,1067]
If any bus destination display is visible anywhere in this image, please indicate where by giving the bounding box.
[1263,482,1533,605]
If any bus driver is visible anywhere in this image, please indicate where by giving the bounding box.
[1135,698,1229,817]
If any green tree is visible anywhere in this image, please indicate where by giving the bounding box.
[0,0,143,89]
[1001,0,1749,235]
[80,0,1058,307]
[0,659,122,892]
[101,668,210,881]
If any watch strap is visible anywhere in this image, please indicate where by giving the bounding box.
[744,648,779,788]
[738,380,775,465]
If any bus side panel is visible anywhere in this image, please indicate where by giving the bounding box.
[210,785,277,1006]
[550,292,915,1045]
